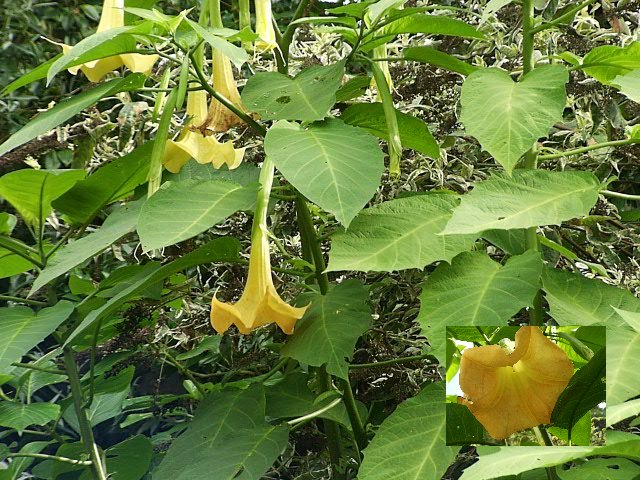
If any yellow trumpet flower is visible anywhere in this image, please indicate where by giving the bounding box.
[255,0,278,51]
[163,90,246,173]
[458,326,574,440]
[202,49,248,132]
[58,0,158,82]
[211,158,309,334]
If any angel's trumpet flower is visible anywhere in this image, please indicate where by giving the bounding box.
[254,0,278,51]
[57,0,157,82]
[211,158,309,334]
[202,49,248,132]
[458,326,573,440]
[163,90,245,173]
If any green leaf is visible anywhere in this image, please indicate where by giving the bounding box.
[442,170,601,235]
[0,301,74,372]
[460,65,568,173]
[281,280,371,380]
[265,119,384,227]
[335,75,371,102]
[53,142,153,224]
[0,247,36,279]
[403,46,478,75]
[0,74,146,157]
[480,0,514,23]
[137,179,257,251]
[359,382,460,480]
[166,161,260,185]
[419,250,542,348]
[154,384,288,480]
[342,103,440,158]
[64,366,134,431]
[242,61,346,122]
[541,268,640,327]
[557,458,640,480]
[548,411,591,446]
[64,238,239,346]
[374,14,485,40]
[607,398,640,426]
[0,401,60,433]
[0,169,85,227]
[459,432,640,479]
[482,229,527,255]
[551,346,605,434]
[327,194,476,272]
[104,435,153,480]
[581,42,640,85]
[0,441,49,479]
[613,307,640,333]
[614,70,640,103]
[31,201,143,295]
[186,19,249,68]
[607,326,640,406]
[175,335,221,360]
[446,403,488,445]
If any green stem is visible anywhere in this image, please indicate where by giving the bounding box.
[11,362,66,376]
[601,190,640,201]
[294,195,330,293]
[349,352,432,369]
[7,452,93,466]
[317,367,346,480]
[530,0,597,34]
[276,0,311,73]
[538,138,637,160]
[0,295,48,307]
[147,89,178,197]
[287,397,343,426]
[340,378,368,449]
[0,236,44,268]
[63,348,107,480]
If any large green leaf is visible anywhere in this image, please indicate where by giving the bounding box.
[0,402,60,433]
[137,179,257,251]
[186,19,249,68]
[341,103,440,158]
[541,268,640,327]
[264,119,384,227]
[460,65,568,173]
[557,458,640,480]
[459,431,640,479]
[607,398,640,427]
[154,384,288,480]
[607,326,640,407]
[0,247,35,279]
[31,201,143,295]
[0,55,61,97]
[615,70,640,103]
[446,403,487,445]
[375,14,485,40]
[242,61,345,122]
[281,280,371,380]
[403,46,478,75]
[359,382,460,480]
[418,251,542,355]
[581,42,640,85]
[551,347,605,434]
[0,441,49,480]
[614,307,640,333]
[0,169,85,227]
[0,301,74,372]
[53,142,153,224]
[327,194,475,272]
[442,170,601,235]
[0,74,146,157]
[64,237,239,346]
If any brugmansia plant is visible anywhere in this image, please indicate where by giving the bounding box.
[0,0,639,479]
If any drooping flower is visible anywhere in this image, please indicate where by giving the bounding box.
[254,0,278,51]
[458,326,574,440]
[57,0,158,82]
[211,158,309,334]
[201,49,248,132]
[162,90,246,173]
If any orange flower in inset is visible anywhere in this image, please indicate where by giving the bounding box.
[458,326,573,440]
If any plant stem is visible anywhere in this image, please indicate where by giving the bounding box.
[276,0,311,73]
[7,452,93,466]
[349,352,432,369]
[0,295,48,307]
[11,362,66,376]
[316,367,346,480]
[0,236,44,268]
[538,138,637,160]
[530,0,597,34]
[601,190,640,201]
[340,378,368,449]
[287,397,343,426]
[63,348,108,480]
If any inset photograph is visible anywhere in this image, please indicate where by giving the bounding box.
[446,325,605,446]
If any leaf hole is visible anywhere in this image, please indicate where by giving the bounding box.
[276,96,291,104]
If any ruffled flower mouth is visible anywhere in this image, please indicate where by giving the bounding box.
[55,0,158,82]
[458,326,574,440]
[210,158,308,335]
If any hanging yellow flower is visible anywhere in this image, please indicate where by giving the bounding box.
[201,49,248,132]
[458,326,574,440]
[254,0,278,51]
[57,0,158,82]
[163,90,246,173]
[211,158,309,334]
